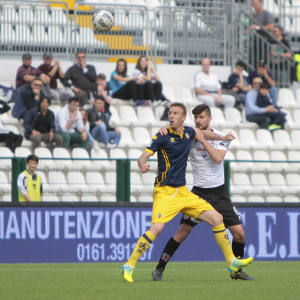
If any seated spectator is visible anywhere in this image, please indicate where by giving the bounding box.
[227,60,252,106]
[248,60,278,107]
[16,53,49,90]
[23,97,63,151]
[79,108,99,151]
[194,57,235,108]
[38,52,73,103]
[12,79,45,120]
[245,82,286,131]
[56,97,90,150]
[64,51,97,106]
[94,73,113,121]
[87,97,121,148]
[0,100,23,152]
[132,55,168,105]
[270,25,292,59]
[109,58,141,102]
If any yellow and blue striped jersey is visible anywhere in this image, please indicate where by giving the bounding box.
[146,126,195,187]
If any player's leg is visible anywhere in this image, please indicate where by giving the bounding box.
[198,209,253,272]
[228,224,255,280]
[153,221,194,281]
[123,222,163,282]
[123,186,182,282]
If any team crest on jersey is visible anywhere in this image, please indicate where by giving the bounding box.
[185,133,190,139]
[170,137,175,143]
[152,135,158,140]
[158,213,162,219]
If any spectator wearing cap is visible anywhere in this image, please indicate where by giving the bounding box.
[23,97,63,151]
[16,53,49,90]
[64,51,97,106]
[248,60,278,107]
[38,53,73,103]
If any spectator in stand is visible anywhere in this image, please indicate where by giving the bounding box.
[23,97,63,151]
[94,73,112,121]
[132,55,168,106]
[79,107,99,151]
[194,58,235,108]
[38,52,73,103]
[227,60,252,106]
[0,100,23,152]
[12,78,45,120]
[250,0,274,34]
[56,97,90,150]
[87,97,121,148]
[270,25,292,59]
[16,53,49,90]
[64,50,97,106]
[248,60,278,107]
[245,82,286,131]
[109,58,141,103]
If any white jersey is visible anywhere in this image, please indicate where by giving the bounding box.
[189,129,230,188]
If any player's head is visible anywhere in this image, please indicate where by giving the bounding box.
[116,58,128,76]
[252,76,263,89]
[42,52,53,64]
[97,73,107,86]
[22,53,32,67]
[136,55,148,72]
[192,104,212,130]
[39,97,51,111]
[75,50,86,64]
[168,102,186,130]
[258,82,270,96]
[26,154,39,174]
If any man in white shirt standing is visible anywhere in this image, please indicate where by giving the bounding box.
[152,104,254,281]
[56,97,89,150]
[194,58,235,108]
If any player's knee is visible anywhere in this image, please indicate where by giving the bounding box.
[233,231,245,243]
[174,224,192,242]
[150,223,164,237]
[212,211,223,226]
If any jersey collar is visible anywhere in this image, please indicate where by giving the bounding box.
[168,126,185,139]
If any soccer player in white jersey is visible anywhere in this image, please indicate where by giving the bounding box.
[152,104,254,281]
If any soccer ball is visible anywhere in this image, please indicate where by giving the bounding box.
[92,10,114,32]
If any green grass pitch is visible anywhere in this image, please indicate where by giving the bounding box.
[0,262,299,300]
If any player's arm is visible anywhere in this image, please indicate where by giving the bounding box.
[17,174,32,202]
[138,151,152,173]
[195,128,226,164]
[201,129,235,141]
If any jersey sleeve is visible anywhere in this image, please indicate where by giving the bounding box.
[145,133,164,155]
[17,173,27,196]
[216,140,230,151]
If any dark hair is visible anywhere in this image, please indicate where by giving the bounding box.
[94,96,105,102]
[27,154,39,163]
[170,102,187,116]
[68,96,80,104]
[192,104,211,116]
[136,55,148,73]
[75,50,86,57]
[116,58,127,77]
[97,73,106,80]
[39,97,51,107]
[259,82,270,90]
[235,60,246,69]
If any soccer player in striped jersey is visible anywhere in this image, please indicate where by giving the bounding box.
[152,104,254,281]
[122,102,253,283]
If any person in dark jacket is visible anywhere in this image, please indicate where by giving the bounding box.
[0,100,23,152]
[23,97,63,150]
[87,97,121,148]
[12,79,45,120]
[64,50,97,106]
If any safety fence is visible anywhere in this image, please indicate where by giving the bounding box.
[0,157,299,203]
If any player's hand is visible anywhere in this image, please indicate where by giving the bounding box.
[49,131,54,142]
[139,162,150,173]
[158,127,168,136]
[195,128,206,142]
[224,132,236,141]
[265,105,278,113]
